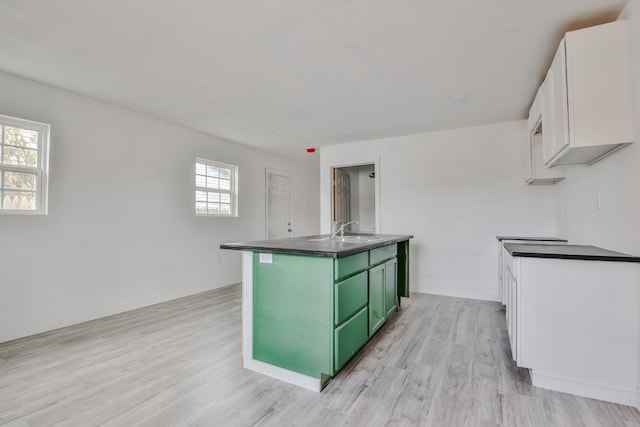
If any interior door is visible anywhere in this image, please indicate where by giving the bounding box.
[266,169,292,239]
[333,168,351,226]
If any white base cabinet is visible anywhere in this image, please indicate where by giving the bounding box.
[497,238,566,305]
[503,254,639,406]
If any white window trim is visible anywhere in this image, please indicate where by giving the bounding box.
[195,157,239,217]
[0,113,50,216]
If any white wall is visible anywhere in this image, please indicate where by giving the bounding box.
[628,0,640,412]
[0,71,320,343]
[321,121,558,301]
[553,5,640,257]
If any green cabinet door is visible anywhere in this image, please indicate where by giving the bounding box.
[384,258,398,318]
[334,306,368,372]
[397,241,410,298]
[368,263,386,336]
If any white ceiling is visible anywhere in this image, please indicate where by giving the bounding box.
[0,0,626,159]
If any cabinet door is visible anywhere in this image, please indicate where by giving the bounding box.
[368,264,386,336]
[527,86,542,134]
[498,241,504,304]
[334,307,368,373]
[384,258,397,318]
[565,20,633,152]
[506,268,518,362]
[397,241,410,298]
[542,40,569,165]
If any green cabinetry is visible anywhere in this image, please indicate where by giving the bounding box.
[253,254,333,378]
[335,271,368,326]
[253,241,408,386]
[334,306,368,372]
[369,248,399,335]
[368,264,386,336]
[385,258,398,318]
[335,252,369,281]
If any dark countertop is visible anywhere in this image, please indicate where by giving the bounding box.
[496,235,568,242]
[220,234,413,258]
[504,243,640,263]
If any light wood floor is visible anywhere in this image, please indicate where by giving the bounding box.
[1,284,639,427]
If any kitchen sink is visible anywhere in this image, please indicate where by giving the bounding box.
[307,235,385,244]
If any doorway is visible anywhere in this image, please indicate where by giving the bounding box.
[332,163,376,234]
[265,168,293,239]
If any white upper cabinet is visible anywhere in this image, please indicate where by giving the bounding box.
[541,20,633,167]
[527,86,542,133]
[524,85,565,184]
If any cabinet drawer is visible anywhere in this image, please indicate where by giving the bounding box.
[369,244,397,265]
[335,271,368,326]
[334,252,368,281]
[334,306,368,373]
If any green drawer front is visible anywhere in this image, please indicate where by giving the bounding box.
[334,307,369,373]
[334,251,369,281]
[335,271,368,326]
[369,244,397,266]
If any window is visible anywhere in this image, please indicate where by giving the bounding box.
[0,114,50,215]
[195,158,238,217]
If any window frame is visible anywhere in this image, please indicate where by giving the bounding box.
[194,157,239,217]
[0,114,50,216]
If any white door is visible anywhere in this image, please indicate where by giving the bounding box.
[333,168,351,226]
[266,169,293,239]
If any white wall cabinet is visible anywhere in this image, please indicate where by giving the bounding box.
[504,252,639,406]
[524,86,565,184]
[540,20,634,167]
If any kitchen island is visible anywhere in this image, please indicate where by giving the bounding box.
[221,234,412,391]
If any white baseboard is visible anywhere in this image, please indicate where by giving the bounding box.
[411,288,500,303]
[530,371,637,406]
[0,283,235,344]
[244,358,322,392]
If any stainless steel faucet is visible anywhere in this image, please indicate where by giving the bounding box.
[331,220,342,238]
[334,220,359,237]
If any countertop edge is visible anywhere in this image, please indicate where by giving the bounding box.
[220,235,413,258]
[496,236,568,242]
[504,244,640,263]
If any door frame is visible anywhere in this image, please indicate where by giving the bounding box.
[265,168,294,239]
[329,161,380,234]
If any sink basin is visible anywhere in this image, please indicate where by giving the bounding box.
[307,235,385,244]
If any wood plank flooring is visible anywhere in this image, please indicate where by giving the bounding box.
[1,284,640,426]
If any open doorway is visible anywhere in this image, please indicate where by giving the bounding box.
[332,163,376,233]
